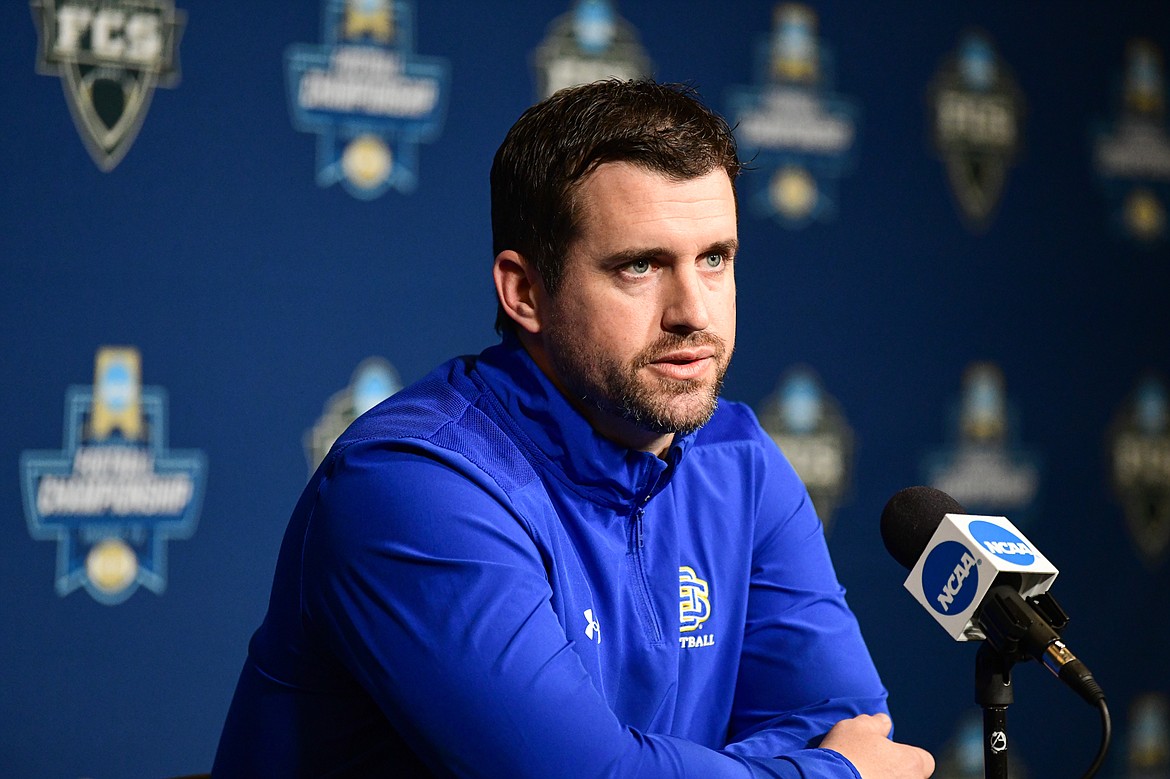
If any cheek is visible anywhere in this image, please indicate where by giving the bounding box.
[713,284,736,330]
[570,291,651,345]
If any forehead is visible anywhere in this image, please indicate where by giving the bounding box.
[569,163,737,255]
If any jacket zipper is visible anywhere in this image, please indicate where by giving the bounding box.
[628,496,662,644]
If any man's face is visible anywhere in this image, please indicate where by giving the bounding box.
[534,162,738,453]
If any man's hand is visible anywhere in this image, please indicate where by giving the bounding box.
[819,713,934,778]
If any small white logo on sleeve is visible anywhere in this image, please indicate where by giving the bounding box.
[583,608,601,644]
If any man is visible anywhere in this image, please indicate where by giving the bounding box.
[213,80,933,777]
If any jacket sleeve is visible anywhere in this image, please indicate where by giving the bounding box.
[721,438,891,763]
[300,440,863,778]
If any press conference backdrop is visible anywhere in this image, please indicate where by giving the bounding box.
[4,1,1169,776]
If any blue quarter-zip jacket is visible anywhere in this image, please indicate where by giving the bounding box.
[213,337,889,777]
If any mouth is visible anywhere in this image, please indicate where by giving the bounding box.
[654,348,714,364]
[646,349,716,381]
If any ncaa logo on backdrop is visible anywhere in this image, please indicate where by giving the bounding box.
[286,0,450,198]
[19,348,206,605]
[305,356,401,471]
[1093,40,1170,243]
[30,0,184,171]
[1109,375,1170,567]
[922,362,1041,524]
[532,0,651,100]
[757,367,852,533]
[726,4,859,227]
[928,31,1024,232]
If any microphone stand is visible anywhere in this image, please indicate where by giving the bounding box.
[973,585,1071,779]
[975,643,1014,779]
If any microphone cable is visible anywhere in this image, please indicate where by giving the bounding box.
[1081,697,1111,779]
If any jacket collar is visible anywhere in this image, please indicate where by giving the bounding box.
[475,335,693,507]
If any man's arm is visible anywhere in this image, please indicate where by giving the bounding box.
[719,435,932,777]
[300,442,865,778]
[724,481,889,756]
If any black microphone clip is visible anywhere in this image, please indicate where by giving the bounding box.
[978,584,1104,705]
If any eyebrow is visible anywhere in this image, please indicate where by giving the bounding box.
[705,239,739,260]
[602,239,739,268]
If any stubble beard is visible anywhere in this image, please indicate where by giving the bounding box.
[546,323,731,437]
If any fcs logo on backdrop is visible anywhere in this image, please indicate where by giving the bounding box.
[922,362,1041,524]
[30,0,184,171]
[286,0,450,199]
[725,4,858,227]
[1109,375,1170,567]
[928,31,1024,233]
[756,367,852,534]
[678,566,714,649]
[1094,39,1170,244]
[305,357,402,471]
[19,348,206,605]
[531,0,651,101]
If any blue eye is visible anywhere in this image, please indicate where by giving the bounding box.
[629,259,652,275]
[704,253,724,268]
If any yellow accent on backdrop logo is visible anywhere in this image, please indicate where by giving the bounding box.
[345,0,393,42]
[90,347,143,440]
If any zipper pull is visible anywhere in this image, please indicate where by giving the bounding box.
[634,507,645,549]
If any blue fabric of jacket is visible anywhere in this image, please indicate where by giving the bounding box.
[212,336,889,777]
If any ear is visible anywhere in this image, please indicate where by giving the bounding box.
[493,249,545,334]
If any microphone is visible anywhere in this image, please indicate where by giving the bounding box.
[881,486,1104,705]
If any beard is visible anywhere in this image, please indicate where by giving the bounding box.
[545,321,731,437]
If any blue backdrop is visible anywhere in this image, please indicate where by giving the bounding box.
[3,2,1168,776]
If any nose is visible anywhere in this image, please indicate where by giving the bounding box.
[661,265,710,334]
